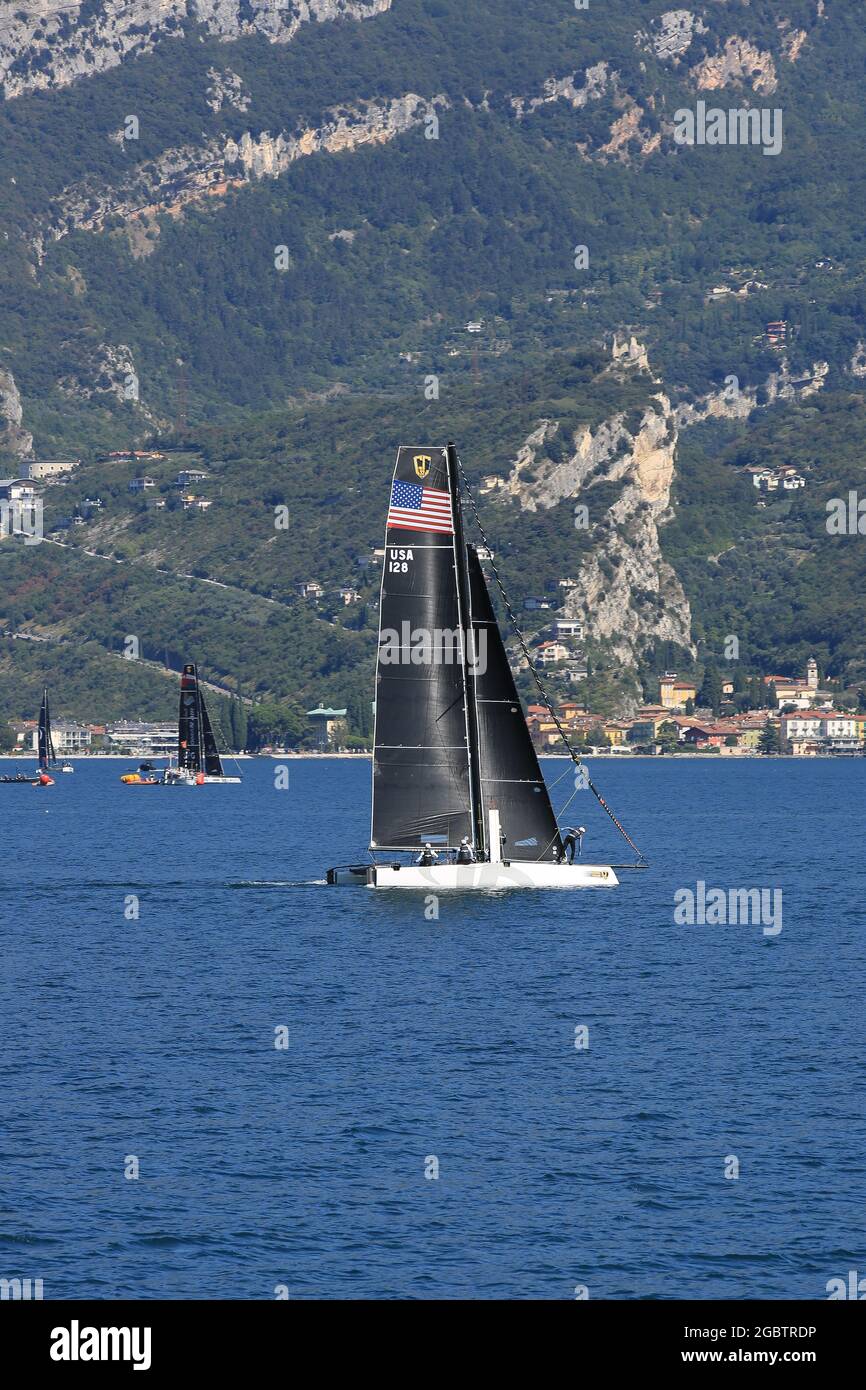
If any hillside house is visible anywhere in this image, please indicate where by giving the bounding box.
[659,673,698,710]
[27,459,80,480]
[534,641,571,665]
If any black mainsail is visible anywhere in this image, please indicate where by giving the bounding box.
[370,443,562,861]
[371,446,475,850]
[178,663,225,777]
[38,687,56,771]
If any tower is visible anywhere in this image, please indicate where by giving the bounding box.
[806,656,818,690]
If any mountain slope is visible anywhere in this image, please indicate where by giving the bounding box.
[2,0,866,726]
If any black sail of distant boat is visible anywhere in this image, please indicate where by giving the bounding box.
[371,445,475,850]
[38,687,56,771]
[178,663,224,777]
[370,444,562,861]
[200,698,224,777]
[466,546,563,861]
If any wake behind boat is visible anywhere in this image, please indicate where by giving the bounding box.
[327,443,644,890]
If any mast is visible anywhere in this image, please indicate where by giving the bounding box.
[446,441,486,858]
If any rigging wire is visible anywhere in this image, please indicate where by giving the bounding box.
[456,454,647,866]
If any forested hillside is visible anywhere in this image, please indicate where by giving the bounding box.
[1,0,865,731]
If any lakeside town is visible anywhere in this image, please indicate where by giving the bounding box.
[3,657,864,760]
[1,454,862,763]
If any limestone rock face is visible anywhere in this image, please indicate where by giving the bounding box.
[511,62,613,119]
[489,344,834,687]
[0,1,393,100]
[0,366,33,458]
[639,10,707,63]
[41,94,448,246]
[690,36,778,95]
[500,392,693,677]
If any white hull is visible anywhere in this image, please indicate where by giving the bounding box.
[327,861,618,890]
[170,773,242,785]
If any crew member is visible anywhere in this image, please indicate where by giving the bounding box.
[418,843,438,866]
[456,836,475,864]
[562,826,586,863]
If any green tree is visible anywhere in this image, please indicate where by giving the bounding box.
[758,724,780,755]
[229,697,248,751]
[657,722,680,755]
[699,665,724,715]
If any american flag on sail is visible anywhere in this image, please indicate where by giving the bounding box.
[386,479,453,534]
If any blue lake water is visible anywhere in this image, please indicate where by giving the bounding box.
[0,755,863,1300]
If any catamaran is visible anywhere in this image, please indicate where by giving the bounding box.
[0,687,55,786]
[176,663,241,784]
[123,662,241,784]
[327,443,644,889]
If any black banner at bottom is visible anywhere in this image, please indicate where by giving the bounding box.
[1,1298,860,1375]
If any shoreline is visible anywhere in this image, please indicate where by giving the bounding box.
[1,752,858,763]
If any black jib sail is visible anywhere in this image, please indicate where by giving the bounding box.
[38,687,56,770]
[200,697,224,777]
[178,663,224,777]
[370,445,476,850]
[467,546,563,861]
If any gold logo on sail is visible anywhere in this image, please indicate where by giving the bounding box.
[413,454,431,479]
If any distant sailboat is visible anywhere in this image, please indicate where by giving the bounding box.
[38,687,57,774]
[176,663,241,785]
[1,687,55,786]
[328,444,642,889]
[121,663,241,785]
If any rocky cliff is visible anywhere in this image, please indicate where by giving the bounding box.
[0,367,33,459]
[495,345,833,699]
[39,93,448,250]
[0,0,392,100]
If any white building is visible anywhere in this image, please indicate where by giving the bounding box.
[129,476,155,492]
[0,478,37,503]
[27,459,80,480]
[105,722,178,757]
[534,641,571,666]
[30,721,92,753]
[780,711,859,744]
